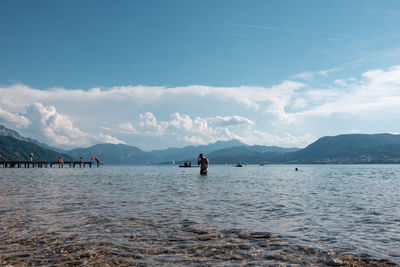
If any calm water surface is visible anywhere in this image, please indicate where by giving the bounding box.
[1,165,399,266]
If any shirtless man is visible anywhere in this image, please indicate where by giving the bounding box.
[197,153,209,175]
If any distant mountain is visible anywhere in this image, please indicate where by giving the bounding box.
[0,136,74,162]
[271,133,400,164]
[65,140,249,165]
[0,124,65,152]
[67,143,156,165]
[149,139,246,163]
[207,145,298,164]
[3,123,399,165]
[0,125,24,139]
[163,133,400,164]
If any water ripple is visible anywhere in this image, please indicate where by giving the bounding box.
[1,165,399,266]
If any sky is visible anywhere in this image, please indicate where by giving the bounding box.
[1,0,400,151]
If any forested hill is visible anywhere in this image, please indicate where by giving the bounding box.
[66,140,249,164]
[62,134,400,164]
[206,145,298,164]
[270,133,400,164]
[67,143,155,165]
[0,124,63,152]
[2,123,400,164]
[0,136,74,162]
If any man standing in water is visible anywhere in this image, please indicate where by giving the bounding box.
[198,153,209,175]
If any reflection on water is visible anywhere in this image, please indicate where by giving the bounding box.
[0,165,399,266]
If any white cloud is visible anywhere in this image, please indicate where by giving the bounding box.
[169,113,194,131]
[183,136,208,145]
[169,114,212,135]
[1,65,400,149]
[291,71,315,81]
[317,68,340,76]
[287,65,400,121]
[334,79,347,87]
[25,103,85,144]
[361,65,400,85]
[0,81,304,113]
[167,113,252,137]
[0,107,31,128]
[114,112,169,136]
[242,130,314,147]
[292,98,307,109]
[291,68,339,81]
[97,133,126,145]
[110,113,253,146]
[139,112,168,135]
[2,103,125,147]
[208,116,255,127]
[113,123,140,135]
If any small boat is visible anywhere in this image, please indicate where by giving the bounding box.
[236,162,243,167]
[179,165,200,168]
[178,161,199,168]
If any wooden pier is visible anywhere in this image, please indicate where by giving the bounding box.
[0,161,100,168]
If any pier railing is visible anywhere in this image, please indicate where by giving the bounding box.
[0,161,100,168]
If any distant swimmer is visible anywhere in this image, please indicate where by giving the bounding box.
[295,167,298,171]
[198,153,209,175]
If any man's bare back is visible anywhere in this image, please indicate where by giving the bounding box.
[198,153,209,174]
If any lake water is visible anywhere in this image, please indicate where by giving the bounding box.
[1,165,399,266]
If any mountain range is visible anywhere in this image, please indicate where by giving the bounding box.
[0,125,66,153]
[1,124,400,164]
[269,133,400,164]
[0,136,74,162]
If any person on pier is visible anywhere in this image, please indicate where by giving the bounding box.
[58,157,64,168]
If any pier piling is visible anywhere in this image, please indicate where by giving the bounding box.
[1,161,98,168]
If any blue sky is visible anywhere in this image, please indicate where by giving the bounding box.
[1,0,400,150]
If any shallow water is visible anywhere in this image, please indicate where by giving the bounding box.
[1,164,399,266]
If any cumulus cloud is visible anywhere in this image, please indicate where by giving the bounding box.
[114,112,169,136]
[26,103,126,146]
[361,65,400,85]
[169,113,212,134]
[139,112,168,135]
[0,107,31,128]
[208,116,255,127]
[112,123,140,135]
[291,68,339,81]
[168,113,253,136]
[1,103,125,147]
[244,130,314,147]
[169,113,194,131]
[111,113,252,145]
[291,72,315,81]
[1,65,400,149]
[97,133,126,144]
[0,81,304,114]
[25,103,86,145]
[286,65,400,121]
